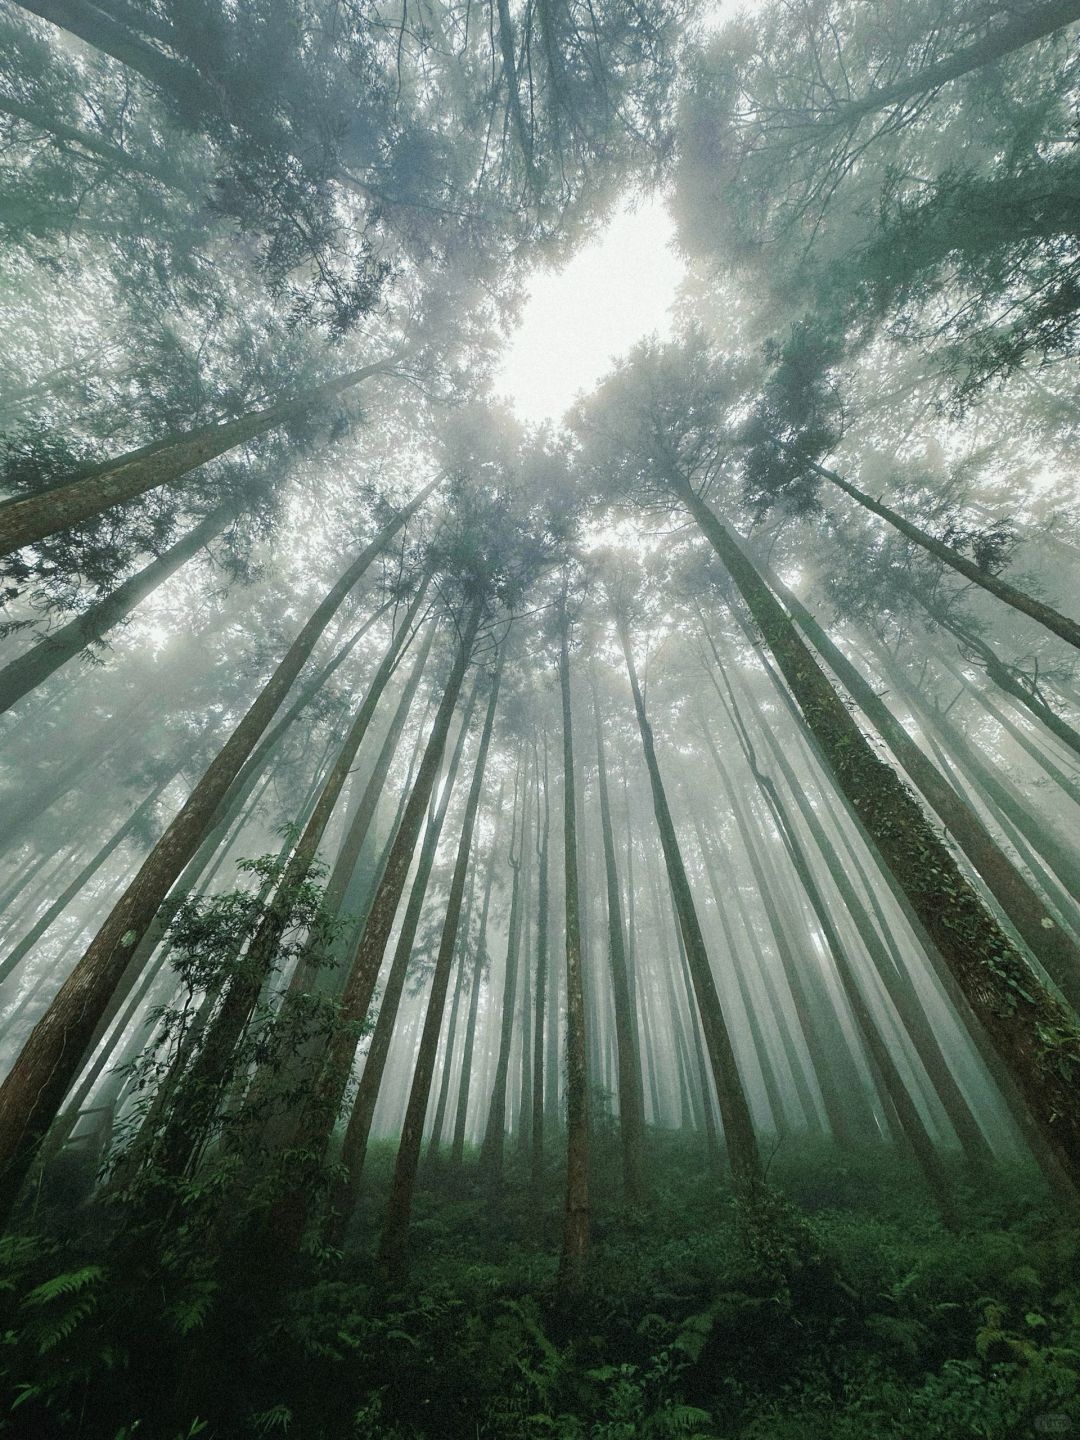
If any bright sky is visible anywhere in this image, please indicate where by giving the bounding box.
[494,196,684,426]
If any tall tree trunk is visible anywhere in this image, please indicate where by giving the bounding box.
[696,709,882,1144]
[530,742,550,1197]
[326,673,481,1213]
[0,486,435,1218]
[674,475,1080,1189]
[289,621,436,993]
[13,0,222,119]
[557,610,589,1290]
[377,656,502,1276]
[748,543,1080,1003]
[810,0,1080,131]
[590,673,646,1201]
[0,502,239,714]
[151,590,427,1178]
[450,783,505,1170]
[812,459,1080,651]
[710,612,996,1168]
[926,608,1080,760]
[736,668,995,1170]
[287,599,483,1213]
[618,615,761,1191]
[716,660,958,1218]
[0,357,404,555]
[425,867,475,1165]
[0,769,175,983]
[685,804,791,1137]
[479,755,528,1184]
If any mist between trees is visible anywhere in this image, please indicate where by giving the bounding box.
[1,1,1080,1437]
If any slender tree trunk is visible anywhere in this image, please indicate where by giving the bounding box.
[0,487,435,1218]
[0,357,404,555]
[618,614,761,1191]
[326,673,481,1210]
[425,868,475,1165]
[290,600,483,1202]
[152,590,426,1177]
[738,672,995,1170]
[0,770,175,983]
[697,712,880,1144]
[479,756,528,1184]
[530,742,550,1196]
[377,656,502,1276]
[0,502,239,714]
[747,542,1080,1003]
[686,804,790,1136]
[557,612,589,1290]
[674,475,1080,1189]
[966,682,1080,807]
[13,0,223,118]
[928,609,1080,761]
[324,634,435,923]
[590,673,646,1202]
[450,783,505,1170]
[720,670,958,1219]
[813,460,1080,652]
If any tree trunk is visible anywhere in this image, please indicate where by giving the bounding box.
[13,0,222,120]
[0,485,435,1219]
[530,741,550,1197]
[377,656,502,1276]
[747,542,1080,1004]
[151,590,427,1178]
[618,615,761,1190]
[813,1,1080,133]
[0,502,238,714]
[675,475,1080,1190]
[814,461,1080,653]
[425,869,475,1165]
[0,769,175,984]
[450,783,505,1170]
[326,672,481,1214]
[479,755,528,1184]
[291,599,483,1199]
[557,612,589,1290]
[0,357,403,555]
[0,92,193,193]
[590,673,646,1202]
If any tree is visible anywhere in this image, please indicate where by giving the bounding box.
[0,479,437,1219]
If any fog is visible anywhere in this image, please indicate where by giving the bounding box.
[1,0,1079,1435]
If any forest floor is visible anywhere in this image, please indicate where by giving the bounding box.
[1,1128,1077,1439]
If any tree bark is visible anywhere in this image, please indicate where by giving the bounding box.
[676,475,1080,1190]
[557,611,589,1291]
[449,781,504,1170]
[747,542,1080,1004]
[0,502,238,714]
[479,754,528,1184]
[618,615,761,1190]
[326,671,481,1213]
[0,484,436,1218]
[530,741,550,1197]
[0,357,403,556]
[590,672,646,1202]
[814,461,1080,653]
[293,599,483,1195]
[377,655,502,1276]
[151,588,426,1178]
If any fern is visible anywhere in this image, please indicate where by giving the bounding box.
[21,1264,106,1307]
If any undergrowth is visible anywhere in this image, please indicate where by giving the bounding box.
[0,1132,1077,1439]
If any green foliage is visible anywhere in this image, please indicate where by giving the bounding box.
[0,1139,1074,1438]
